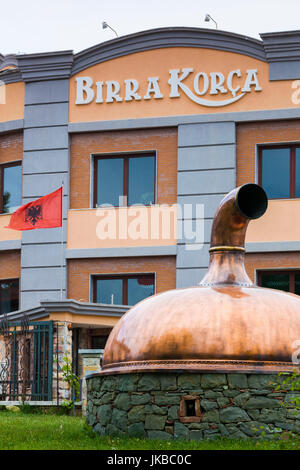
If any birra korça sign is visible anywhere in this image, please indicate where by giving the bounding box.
[75,68,262,107]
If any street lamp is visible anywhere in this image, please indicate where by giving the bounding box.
[102,21,118,37]
[204,14,218,29]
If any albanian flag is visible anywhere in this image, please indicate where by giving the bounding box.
[5,187,62,231]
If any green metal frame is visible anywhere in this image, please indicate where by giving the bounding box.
[1,321,53,401]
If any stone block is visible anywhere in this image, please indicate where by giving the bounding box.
[86,413,96,427]
[168,405,179,420]
[114,393,131,411]
[233,392,251,408]
[138,374,160,391]
[247,375,274,390]
[190,430,203,441]
[238,422,258,437]
[154,394,181,405]
[188,423,209,430]
[145,414,167,430]
[148,430,172,440]
[178,374,201,390]
[93,423,105,435]
[117,374,138,392]
[101,377,116,392]
[218,423,229,436]
[220,406,250,423]
[111,408,128,431]
[144,404,168,415]
[247,409,261,420]
[244,397,279,409]
[226,425,248,439]
[200,399,217,411]
[128,422,146,437]
[174,422,189,439]
[131,393,152,405]
[204,390,223,398]
[223,390,240,398]
[101,392,115,404]
[106,423,123,436]
[160,375,177,390]
[92,377,101,392]
[97,405,112,426]
[217,397,230,408]
[203,429,221,439]
[128,405,146,424]
[201,409,220,423]
[201,374,227,389]
[227,374,248,389]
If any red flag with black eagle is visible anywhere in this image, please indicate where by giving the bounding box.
[5,187,62,231]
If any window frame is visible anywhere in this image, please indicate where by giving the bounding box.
[258,144,300,199]
[0,160,22,214]
[257,269,300,294]
[0,277,20,315]
[92,273,155,305]
[93,152,156,208]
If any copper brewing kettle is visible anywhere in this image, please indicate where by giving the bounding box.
[102,184,300,374]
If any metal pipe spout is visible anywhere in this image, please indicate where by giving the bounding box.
[200,183,268,287]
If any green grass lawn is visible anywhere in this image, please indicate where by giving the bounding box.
[0,411,299,450]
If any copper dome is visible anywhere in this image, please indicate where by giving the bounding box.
[102,184,300,374]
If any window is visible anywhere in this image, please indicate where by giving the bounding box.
[93,153,155,207]
[0,162,22,213]
[259,145,300,199]
[93,274,155,306]
[257,271,300,295]
[179,395,203,423]
[91,336,108,349]
[0,279,19,314]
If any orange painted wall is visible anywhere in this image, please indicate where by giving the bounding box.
[246,199,300,243]
[67,256,176,302]
[0,82,24,122]
[0,214,21,242]
[69,48,296,123]
[67,207,177,250]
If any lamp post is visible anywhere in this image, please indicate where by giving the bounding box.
[102,21,118,37]
[204,14,218,29]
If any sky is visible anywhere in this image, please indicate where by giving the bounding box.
[1,0,300,55]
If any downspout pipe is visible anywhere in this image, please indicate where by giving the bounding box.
[200,183,268,287]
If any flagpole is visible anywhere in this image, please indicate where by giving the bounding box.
[61,180,64,301]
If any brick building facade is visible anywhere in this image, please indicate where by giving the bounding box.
[0,27,300,403]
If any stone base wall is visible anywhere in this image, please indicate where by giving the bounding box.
[52,322,73,402]
[86,372,300,440]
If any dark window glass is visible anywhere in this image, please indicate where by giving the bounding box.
[128,156,155,205]
[94,274,154,306]
[295,148,300,198]
[295,274,300,296]
[258,271,300,296]
[91,336,108,349]
[127,276,154,305]
[96,278,123,305]
[96,158,123,206]
[2,163,22,213]
[261,148,290,199]
[260,273,290,292]
[0,279,19,314]
[94,154,155,207]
